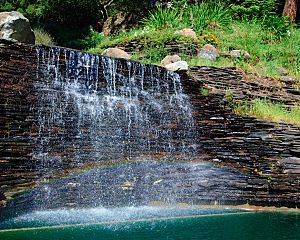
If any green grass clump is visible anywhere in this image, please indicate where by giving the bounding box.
[142,2,231,32]
[143,6,181,30]
[34,28,55,46]
[234,99,300,126]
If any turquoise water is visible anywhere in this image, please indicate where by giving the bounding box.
[0,207,299,240]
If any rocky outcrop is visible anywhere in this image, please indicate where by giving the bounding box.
[0,43,299,210]
[0,11,35,44]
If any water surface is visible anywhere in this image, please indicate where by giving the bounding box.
[0,207,299,240]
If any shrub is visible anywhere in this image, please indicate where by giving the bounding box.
[229,0,282,20]
[78,28,104,50]
[0,0,101,27]
[261,14,292,39]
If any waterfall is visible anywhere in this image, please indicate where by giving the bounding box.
[34,47,197,176]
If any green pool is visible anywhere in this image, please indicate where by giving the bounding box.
[0,206,299,240]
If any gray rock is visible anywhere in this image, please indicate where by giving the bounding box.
[230,50,242,58]
[102,48,131,59]
[198,44,219,61]
[0,11,35,44]
[244,51,251,60]
[164,61,189,72]
[229,50,251,60]
[160,54,181,67]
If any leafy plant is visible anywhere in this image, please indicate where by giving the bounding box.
[184,3,232,32]
[142,5,181,30]
[78,28,104,50]
[230,0,282,20]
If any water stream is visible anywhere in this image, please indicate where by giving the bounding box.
[34,47,197,176]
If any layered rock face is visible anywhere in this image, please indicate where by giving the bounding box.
[0,11,35,44]
[0,43,299,211]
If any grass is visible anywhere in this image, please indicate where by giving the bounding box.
[34,28,55,46]
[234,99,300,126]
[142,3,231,32]
[207,20,300,79]
[90,26,300,82]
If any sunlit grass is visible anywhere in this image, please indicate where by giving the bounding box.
[34,28,55,46]
[210,20,300,79]
[234,99,300,126]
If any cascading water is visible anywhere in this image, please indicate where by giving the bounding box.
[34,46,197,176]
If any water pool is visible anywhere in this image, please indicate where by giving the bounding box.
[0,206,299,240]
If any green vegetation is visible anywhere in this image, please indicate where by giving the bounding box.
[143,2,231,32]
[34,28,55,46]
[87,1,299,125]
[0,0,151,48]
[190,19,299,79]
[89,2,299,80]
[234,99,300,126]
[229,0,283,19]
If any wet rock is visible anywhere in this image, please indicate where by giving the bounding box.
[0,11,35,44]
[175,28,198,41]
[198,44,219,61]
[164,60,189,72]
[160,54,181,67]
[102,48,131,59]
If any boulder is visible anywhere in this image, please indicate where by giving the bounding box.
[0,11,35,44]
[164,61,189,72]
[229,50,251,60]
[102,48,131,59]
[198,44,219,61]
[160,54,181,67]
[175,28,198,41]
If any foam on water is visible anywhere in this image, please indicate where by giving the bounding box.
[0,206,246,230]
